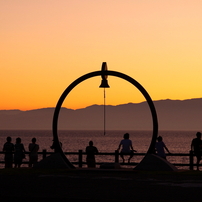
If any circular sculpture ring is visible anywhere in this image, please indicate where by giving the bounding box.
[52,70,158,168]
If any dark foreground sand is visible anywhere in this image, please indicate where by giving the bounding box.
[0,168,202,202]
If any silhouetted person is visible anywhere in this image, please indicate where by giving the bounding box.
[14,137,26,168]
[28,137,39,168]
[85,141,98,168]
[155,136,171,160]
[3,136,14,168]
[191,132,202,171]
[117,133,137,163]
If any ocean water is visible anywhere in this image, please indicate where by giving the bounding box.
[0,130,197,169]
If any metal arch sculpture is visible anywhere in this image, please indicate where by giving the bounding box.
[52,70,158,168]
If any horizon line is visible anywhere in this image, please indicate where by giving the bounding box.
[1,97,201,112]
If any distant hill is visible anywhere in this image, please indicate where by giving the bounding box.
[0,98,201,130]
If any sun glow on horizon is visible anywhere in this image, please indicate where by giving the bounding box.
[1,1,202,111]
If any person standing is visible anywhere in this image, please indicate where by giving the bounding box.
[85,141,98,168]
[14,137,26,168]
[3,136,14,168]
[28,137,39,168]
[117,133,137,163]
[191,132,202,171]
[155,136,171,160]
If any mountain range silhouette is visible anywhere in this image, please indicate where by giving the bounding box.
[0,98,201,130]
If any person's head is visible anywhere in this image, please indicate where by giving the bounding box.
[16,137,21,144]
[123,133,129,139]
[32,137,36,143]
[157,136,162,142]
[6,136,12,143]
[196,132,201,139]
[89,141,93,146]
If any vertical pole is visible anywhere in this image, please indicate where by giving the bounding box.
[104,88,106,135]
[189,150,193,170]
[42,149,47,159]
[79,150,83,168]
[115,150,119,163]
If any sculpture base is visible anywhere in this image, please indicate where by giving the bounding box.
[134,154,178,171]
[100,163,121,169]
[33,153,72,169]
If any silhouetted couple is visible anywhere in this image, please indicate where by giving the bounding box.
[3,137,25,168]
[3,137,26,168]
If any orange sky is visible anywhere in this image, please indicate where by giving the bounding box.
[1,0,202,110]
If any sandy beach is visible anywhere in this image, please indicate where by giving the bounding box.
[0,168,202,202]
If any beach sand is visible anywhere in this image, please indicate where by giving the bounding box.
[0,168,202,202]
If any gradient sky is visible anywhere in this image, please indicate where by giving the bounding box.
[1,0,202,110]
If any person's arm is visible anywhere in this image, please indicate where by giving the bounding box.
[117,143,121,151]
[28,144,31,152]
[22,144,26,152]
[164,145,171,154]
[131,146,137,152]
[191,140,194,151]
[130,141,137,152]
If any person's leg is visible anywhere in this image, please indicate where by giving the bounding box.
[120,154,125,163]
[7,160,13,168]
[196,156,201,170]
[128,151,134,163]
[5,160,8,168]
[29,156,33,168]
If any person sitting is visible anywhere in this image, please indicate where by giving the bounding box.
[117,133,137,163]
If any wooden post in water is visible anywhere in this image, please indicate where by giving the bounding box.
[189,150,194,170]
[79,150,83,168]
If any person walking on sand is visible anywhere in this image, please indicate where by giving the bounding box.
[14,137,26,168]
[3,136,14,168]
[117,133,137,163]
[191,132,202,171]
[85,141,98,168]
[155,136,171,160]
[28,137,39,168]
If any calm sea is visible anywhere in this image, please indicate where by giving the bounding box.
[0,130,197,169]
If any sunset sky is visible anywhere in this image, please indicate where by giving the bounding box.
[1,0,202,111]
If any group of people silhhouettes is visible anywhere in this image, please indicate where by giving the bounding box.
[2,132,202,170]
[85,133,170,168]
[3,137,39,168]
[86,132,202,170]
